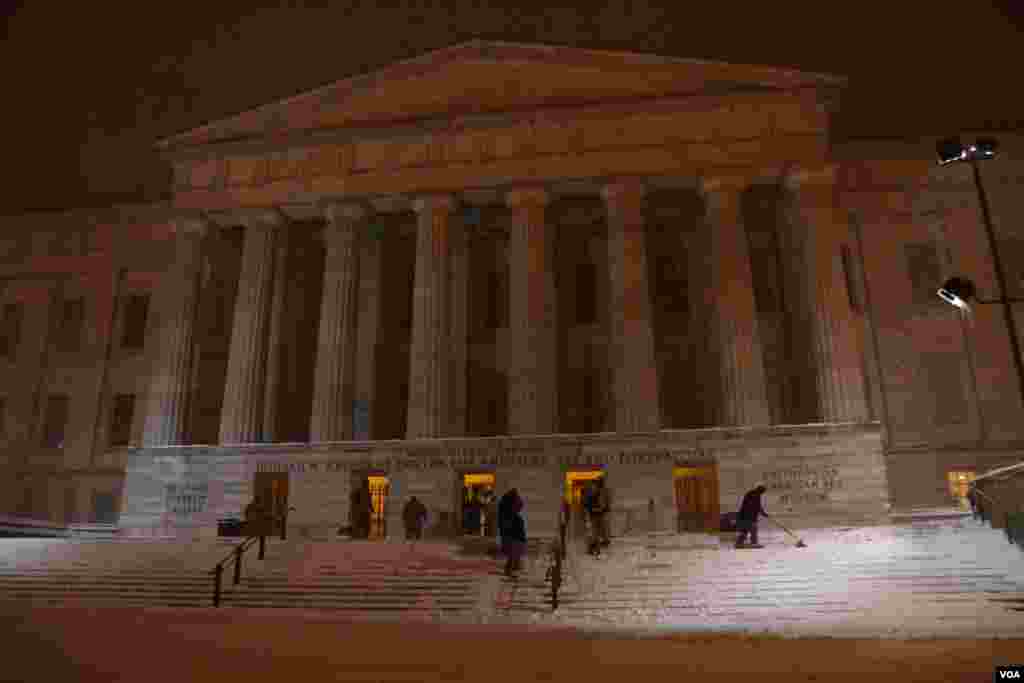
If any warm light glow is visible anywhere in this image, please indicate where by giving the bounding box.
[463,473,495,486]
[564,470,605,504]
[946,470,976,509]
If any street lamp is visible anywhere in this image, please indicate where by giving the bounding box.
[935,136,1024,408]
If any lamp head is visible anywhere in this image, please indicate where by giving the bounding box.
[938,276,977,310]
[937,137,966,166]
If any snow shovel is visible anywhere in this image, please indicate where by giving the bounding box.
[765,514,807,548]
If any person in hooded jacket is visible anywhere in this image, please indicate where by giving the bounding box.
[735,483,768,548]
[497,488,527,577]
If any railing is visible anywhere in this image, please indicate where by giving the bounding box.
[210,529,268,607]
[974,487,1024,549]
[544,514,568,610]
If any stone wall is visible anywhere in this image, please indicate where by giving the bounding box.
[118,423,886,539]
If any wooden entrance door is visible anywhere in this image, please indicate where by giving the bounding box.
[253,472,289,536]
[673,464,719,532]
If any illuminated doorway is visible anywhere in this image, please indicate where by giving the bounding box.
[350,472,389,539]
[947,470,976,511]
[253,471,289,537]
[673,464,719,532]
[565,470,605,537]
[460,473,496,536]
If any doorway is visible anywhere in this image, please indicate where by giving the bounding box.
[460,473,496,536]
[565,469,605,537]
[947,470,976,511]
[350,472,389,539]
[673,464,719,532]
[253,472,289,536]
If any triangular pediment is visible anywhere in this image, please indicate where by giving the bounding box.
[159,40,843,151]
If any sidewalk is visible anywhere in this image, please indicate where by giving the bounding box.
[2,605,1021,683]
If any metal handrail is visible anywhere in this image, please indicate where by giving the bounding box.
[210,532,266,607]
[545,515,568,610]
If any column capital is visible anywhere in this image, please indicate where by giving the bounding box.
[324,201,370,224]
[698,175,749,197]
[783,163,839,189]
[505,186,550,208]
[170,213,211,237]
[236,207,287,230]
[411,194,456,214]
[600,178,647,203]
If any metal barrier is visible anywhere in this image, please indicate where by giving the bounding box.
[210,533,267,607]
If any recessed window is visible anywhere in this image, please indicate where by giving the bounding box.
[42,394,70,448]
[121,293,150,350]
[109,393,135,447]
[56,297,85,352]
[0,303,23,360]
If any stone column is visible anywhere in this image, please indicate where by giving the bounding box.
[603,180,661,433]
[406,195,455,438]
[142,217,207,446]
[218,210,284,445]
[507,187,558,435]
[262,228,289,442]
[310,203,365,443]
[448,210,469,437]
[786,166,869,423]
[701,177,772,427]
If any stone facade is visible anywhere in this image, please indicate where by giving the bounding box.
[1,42,1023,532]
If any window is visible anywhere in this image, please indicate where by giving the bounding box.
[120,293,150,350]
[56,297,85,352]
[576,262,598,324]
[0,303,23,359]
[903,243,943,308]
[109,393,135,447]
[0,397,6,439]
[42,394,69,448]
[91,492,118,524]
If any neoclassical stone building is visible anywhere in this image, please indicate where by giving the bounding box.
[2,42,1023,539]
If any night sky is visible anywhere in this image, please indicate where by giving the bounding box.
[2,1,1022,214]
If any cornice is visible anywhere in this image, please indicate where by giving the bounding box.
[158,86,826,165]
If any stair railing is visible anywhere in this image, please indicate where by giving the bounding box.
[545,513,569,610]
[210,532,267,607]
[973,486,1024,548]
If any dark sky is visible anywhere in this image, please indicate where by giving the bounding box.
[2,1,1022,214]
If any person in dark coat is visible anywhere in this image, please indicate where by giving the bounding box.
[966,483,979,518]
[735,483,768,548]
[402,496,428,540]
[498,488,527,576]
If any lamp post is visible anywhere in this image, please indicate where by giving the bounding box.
[936,136,1024,410]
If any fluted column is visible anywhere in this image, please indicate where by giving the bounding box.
[142,217,207,446]
[262,228,289,442]
[218,210,284,445]
[786,165,868,423]
[603,180,661,433]
[507,187,558,435]
[406,195,455,438]
[448,210,469,437]
[310,203,365,443]
[701,177,771,427]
